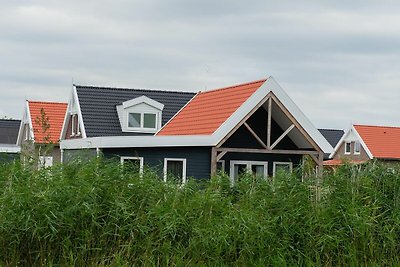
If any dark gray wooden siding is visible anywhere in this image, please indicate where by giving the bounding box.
[103,147,211,180]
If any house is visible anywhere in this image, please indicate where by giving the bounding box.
[17,101,68,167]
[0,119,21,161]
[318,129,345,160]
[60,77,333,183]
[326,124,400,166]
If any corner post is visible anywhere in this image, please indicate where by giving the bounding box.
[211,147,217,177]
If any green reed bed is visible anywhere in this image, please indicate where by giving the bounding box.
[0,159,399,266]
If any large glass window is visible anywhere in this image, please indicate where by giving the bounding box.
[128,112,157,129]
[164,158,187,184]
[229,161,268,185]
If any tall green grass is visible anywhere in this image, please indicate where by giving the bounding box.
[0,159,399,266]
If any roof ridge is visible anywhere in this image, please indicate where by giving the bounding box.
[74,84,196,94]
[28,100,68,105]
[354,124,400,129]
[318,128,344,131]
[198,79,267,94]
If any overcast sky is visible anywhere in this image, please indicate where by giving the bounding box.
[1,0,400,129]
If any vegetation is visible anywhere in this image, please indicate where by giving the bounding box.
[0,159,399,266]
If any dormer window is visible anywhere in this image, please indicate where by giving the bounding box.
[128,112,157,130]
[116,96,164,134]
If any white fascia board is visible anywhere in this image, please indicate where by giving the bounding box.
[0,145,21,153]
[122,96,164,110]
[17,101,34,145]
[74,85,87,138]
[212,76,333,154]
[60,88,74,140]
[329,126,351,159]
[352,125,374,159]
[60,135,215,150]
[268,77,333,154]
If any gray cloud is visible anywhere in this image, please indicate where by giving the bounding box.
[0,0,399,130]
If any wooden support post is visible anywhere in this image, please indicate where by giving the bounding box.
[216,150,228,162]
[317,151,324,178]
[211,147,218,177]
[267,97,272,149]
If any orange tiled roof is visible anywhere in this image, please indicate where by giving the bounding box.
[157,79,267,136]
[28,101,68,144]
[354,124,400,159]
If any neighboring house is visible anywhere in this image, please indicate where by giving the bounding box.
[0,119,21,161]
[318,129,345,160]
[17,101,68,167]
[326,124,400,166]
[61,77,333,184]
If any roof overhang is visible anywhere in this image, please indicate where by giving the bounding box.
[0,144,21,153]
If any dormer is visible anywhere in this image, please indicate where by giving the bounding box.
[116,96,164,134]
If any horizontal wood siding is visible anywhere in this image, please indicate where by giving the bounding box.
[103,147,211,180]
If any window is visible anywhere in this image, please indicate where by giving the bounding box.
[164,158,187,184]
[273,162,293,177]
[38,156,53,169]
[128,112,157,130]
[121,156,144,175]
[345,142,351,154]
[229,161,268,185]
[354,141,361,155]
[71,114,80,137]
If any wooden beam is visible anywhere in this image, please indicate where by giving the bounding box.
[244,122,268,149]
[216,147,319,156]
[270,93,320,152]
[210,147,217,177]
[217,93,272,148]
[216,151,228,161]
[267,97,272,149]
[270,124,295,150]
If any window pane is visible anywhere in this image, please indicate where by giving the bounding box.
[354,142,360,153]
[234,164,247,181]
[167,160,183,184]
[345,142,351,153]
[123,159,141,174]
[251,164,265,177]
[143,113,156,128]
[275,164,291,175]
[128,113,141,128]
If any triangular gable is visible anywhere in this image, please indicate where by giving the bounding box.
[60,87,87,140]
[330,125,373,159]
[16,101,33,145]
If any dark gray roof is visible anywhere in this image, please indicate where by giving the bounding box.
[318,129,345,160]
[0,119,21,144]
[75,85,196,137]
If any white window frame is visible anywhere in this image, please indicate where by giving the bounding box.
[354,141,361,155]
[163,158,187,184]
[70,114,81,137]
[217,160,225,172]
[344,142,351,155]
[273,162,293,177]
[127,112,158,131]
[38,156,53,169]
[120,156,144,176]
[229,160,268,185]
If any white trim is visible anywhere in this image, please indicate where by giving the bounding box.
[122,96,164,110]
[17,101,34,145]
[127,112,158,133]
[60,86,86,140]
[121,156,144,175]
[352,126,373,159]
[330,125,373,159]
[0,145,21,153]
[273,162,293,177]
[163,158,187,184]
[74,86,87,138]
[344,141,351,155]
[229,160,268,186]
